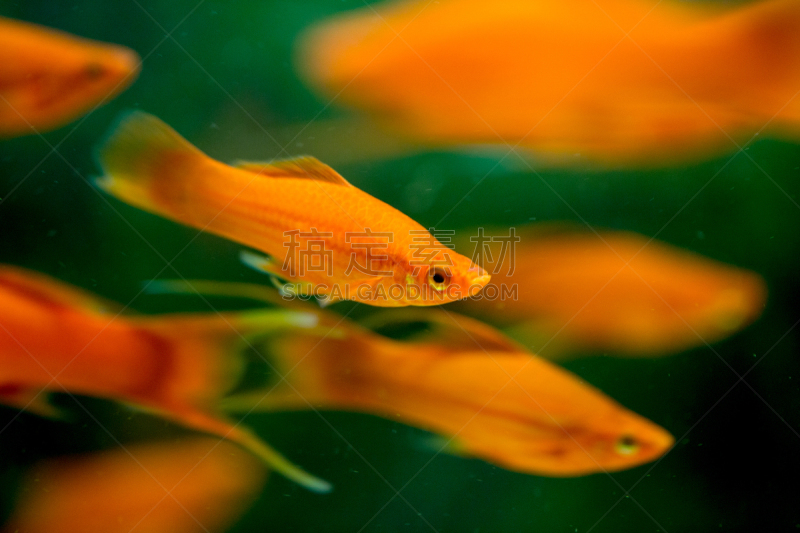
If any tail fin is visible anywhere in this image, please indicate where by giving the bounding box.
[94,111,204,214]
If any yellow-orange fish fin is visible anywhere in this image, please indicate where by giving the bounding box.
[239,250,321,298]
[234,156,352,186]
[239,250,295,293]
[317,292,345,307]
[239,250,283,278]
[95,111,204,212]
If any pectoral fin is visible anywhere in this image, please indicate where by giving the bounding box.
[240,250,280,276]
[317,292,344,308]
[239,250,293,291]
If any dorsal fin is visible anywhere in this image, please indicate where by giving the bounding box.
[234,156,352,186]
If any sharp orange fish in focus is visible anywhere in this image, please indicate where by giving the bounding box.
[221,305,674,476]
[95,112,490,306]
[2,438,266,533]
[454,226,767,358]
[0,265,332,493]
[297,0,800,167]
[0,16,140,138]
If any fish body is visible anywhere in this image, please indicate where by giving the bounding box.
[96,112,489,306]
[2,438,266,533]
[0,265,330,493]
[0,16,139,138]
[297,0,800,166]
[224,309,674,476]
[455,227,767,357]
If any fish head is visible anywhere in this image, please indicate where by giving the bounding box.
[17,40,140,134]
[48,44,140,123]
[400,249,490,306]
[448,351,676,476]
[77,45,140,97]
[576,411,674,474]
[516,408,675,476]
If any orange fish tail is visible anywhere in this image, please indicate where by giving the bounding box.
[95,111,205,216]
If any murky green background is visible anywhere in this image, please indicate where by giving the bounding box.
[1,1,799,531]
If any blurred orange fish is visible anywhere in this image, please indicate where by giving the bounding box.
[297,0,800,167]
[454,226,767,358]
[2,438,266,533]
[96,112,489,306]
[0,16,139,138]
[220,302,674,476]
[0,265,331,492]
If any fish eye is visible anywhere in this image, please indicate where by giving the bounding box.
[427,267,450,291]
[85,63,105,80]
[614,435,639,456]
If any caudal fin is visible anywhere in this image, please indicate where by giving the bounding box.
[95,111,204,214]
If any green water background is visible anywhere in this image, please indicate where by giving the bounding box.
[1,0,799,531]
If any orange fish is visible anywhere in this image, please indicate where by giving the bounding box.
[2,438,266,533]
[297,0,800,167]
[0,265,331,492]
[454,226,767,358]
[96,112,490,306]
[219,300,674,476]
[0,16,139,138]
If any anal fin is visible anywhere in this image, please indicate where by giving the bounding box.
[240,250,321,298]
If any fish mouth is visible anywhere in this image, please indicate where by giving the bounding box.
[633,424,675,466]
[104,46,142,87]
[467,272,492,297]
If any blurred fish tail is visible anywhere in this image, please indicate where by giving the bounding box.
[95,111,203,214]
